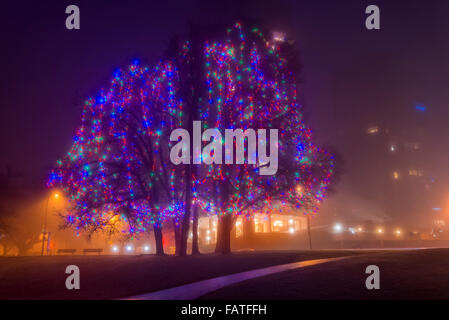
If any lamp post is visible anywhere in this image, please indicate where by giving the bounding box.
[307,215,312,250]
[41,192,59,256]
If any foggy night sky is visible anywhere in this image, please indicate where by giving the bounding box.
[1,0,449,225]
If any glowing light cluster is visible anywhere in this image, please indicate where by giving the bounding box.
[196,22,334,218]
[48,59,187,235]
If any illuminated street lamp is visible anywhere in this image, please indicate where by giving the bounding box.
[333,223,343,233]
[41,192,60,256]
[296,185,303,195]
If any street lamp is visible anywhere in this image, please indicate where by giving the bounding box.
[41,192,60,256]
[333,223,343,233]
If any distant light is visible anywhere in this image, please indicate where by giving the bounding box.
[390,145,396,152]
[289,227,295,234]
[126,245,133,252]
[415,105,427,112]
[357,227,363,232]
[206,236,211,241]
[333,223,343,233]
[348,227,356,234]
[272,31,286,42]
[393,171,399,180]
[432,208,442,211]
[395,229,401,235]
[377,228,384,234]
[367,126,379,135]
[274,220,283,227]
[296,185,303,195]
[289,219,294,224]
[54,193,60,199]
[143,245,150,252]
[112,246,118,252]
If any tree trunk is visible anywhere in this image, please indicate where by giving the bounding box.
[307,215,313,250]
[180,164,192,256]
[215,214,233,254]
[191,204,200,255]
[173,220,182,256]
[153,224,164,255]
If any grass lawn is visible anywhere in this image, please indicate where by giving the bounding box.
[199,248,449,300]
[0,250,380,299]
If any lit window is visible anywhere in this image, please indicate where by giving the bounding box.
[409,169,423,177]
[367,126,379,135]
[393,171,399,180]
[235,218,243,238]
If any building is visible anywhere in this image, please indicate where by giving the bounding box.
[197,204,309,247]
[364,105,440,230]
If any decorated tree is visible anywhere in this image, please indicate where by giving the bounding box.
[187,22,335,253]
[48,60,187,255]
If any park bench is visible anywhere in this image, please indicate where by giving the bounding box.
[57,248,77,255]
[83,248,103,255]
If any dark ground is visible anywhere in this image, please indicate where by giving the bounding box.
[199,248,449,300]
[0,250,376,299]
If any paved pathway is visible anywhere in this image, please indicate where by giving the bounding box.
[125,256,351,300]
